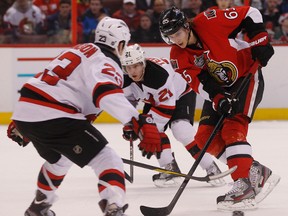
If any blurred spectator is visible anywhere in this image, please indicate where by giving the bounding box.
[234,0,263,10]
[279,0,288,14]
[182,0,206,18]
[77,0,90,16]
[112,0,145,33]
[252,0,263,9]
[136,0,155,11]
[3,0,45,37]
[174,0,183,8]
[147,0,166,27]
[165,0,175,8]
[265,20,276,41]
[273,13,288,43]
[1,1,14,36]
[81,0,108,43]
[0,0,14,18]
[33,0,59,16]
[46,0,71,43]
[0,15,6,34]
[183,0,214,8]
[0,16,7,43]
[260,0,281,31]
[131,13,162,43]
[215,0,232,9]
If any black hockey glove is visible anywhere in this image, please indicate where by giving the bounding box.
[249,32,274,67]
[197,70,239,117]
[7,121,30,147]
[212,93,239,117]
[122,123,138,141]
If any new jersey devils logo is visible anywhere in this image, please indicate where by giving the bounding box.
[207,60,238,86]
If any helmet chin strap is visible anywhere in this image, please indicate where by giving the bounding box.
[185,29,192,48]
[138,67,145,81]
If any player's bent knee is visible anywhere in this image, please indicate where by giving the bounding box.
[221,117,249,144]
[194,125,225,156]
[171,119,195,145]
[88,146,124,174]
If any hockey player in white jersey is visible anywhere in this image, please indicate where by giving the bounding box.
[6,17,163,216]
[121,44,225,187]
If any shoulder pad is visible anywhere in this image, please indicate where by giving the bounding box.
[143,60,169,89]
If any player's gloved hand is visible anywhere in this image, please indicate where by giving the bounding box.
[7,121,30,147]
[122,123,138,141]
[131,114,162,159]
[249,32,274,67]
[212,93,238,117]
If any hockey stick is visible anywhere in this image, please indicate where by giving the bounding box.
[140,61,260,216]
[122,158,236,182]
[123,137,134,183]
[123,139,134,183]
[129,138,134,183]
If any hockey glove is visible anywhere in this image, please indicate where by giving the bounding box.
[7,121,30,147]
[212,93,238,117]
[131,114,162,159]
[249,32,274,67]
[122,123,138,141]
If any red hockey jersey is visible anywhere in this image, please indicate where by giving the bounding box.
[170,6,262,99]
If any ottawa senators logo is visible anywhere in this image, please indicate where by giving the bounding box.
[207,60,238,86]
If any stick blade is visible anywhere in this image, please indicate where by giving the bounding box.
[140,205,171,216]
[208,165,237,181]
[124,171,133,183]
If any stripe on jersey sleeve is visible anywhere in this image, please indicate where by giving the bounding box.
[93,82,123,108]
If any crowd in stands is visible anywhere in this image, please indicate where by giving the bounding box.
[0,0,288,44]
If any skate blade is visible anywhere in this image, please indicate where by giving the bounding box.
[154,177,182,188]
[217,198,258,211]
[256,173,281,203]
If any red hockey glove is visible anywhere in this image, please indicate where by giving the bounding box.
[131,114,162,159]
[249,32,274,67]
[122,123,138,141]
[212,93,238,117]
[7,121,30,147]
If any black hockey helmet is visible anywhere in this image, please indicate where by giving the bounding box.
[159,6,188,36]
[159,7,189,44]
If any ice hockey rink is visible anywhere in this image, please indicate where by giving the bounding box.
[1,121,287,216]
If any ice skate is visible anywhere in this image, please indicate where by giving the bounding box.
[152,159,182,188]
[205,161,226,187]
[217,178,257,211]
[24,190,55,216]
[99,199,128,216]
[249,160,280,203]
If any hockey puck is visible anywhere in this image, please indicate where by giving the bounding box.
[232,211,244,216]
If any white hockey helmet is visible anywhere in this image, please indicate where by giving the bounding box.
[95,17,131,54]
[121,43,146,67]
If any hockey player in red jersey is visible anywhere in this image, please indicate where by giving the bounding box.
[7,17,162,216]
[159,6,280,210]
[121,43,225,187]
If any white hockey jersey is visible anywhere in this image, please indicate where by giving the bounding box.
[12,43,139,125]
[123,57,192,131]
[4,3,44,28]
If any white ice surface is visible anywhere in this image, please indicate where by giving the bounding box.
[0,121,287,216]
